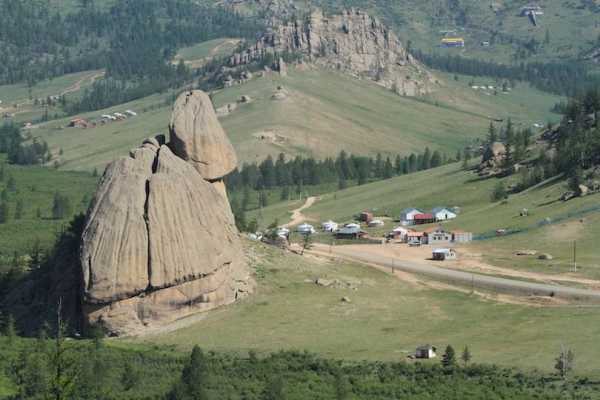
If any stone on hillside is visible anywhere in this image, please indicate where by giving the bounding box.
[578,184,589,197]
[169,90,237,180]
[316,278,334,287]
[239,95,252,103]
[341,296,351,303]
[515,250,537,256]
[561,191,576,201]
[538,253,553,260]
[271,91,287,100]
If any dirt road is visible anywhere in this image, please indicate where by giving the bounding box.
[310,243,600,302]
[282,196,317,228]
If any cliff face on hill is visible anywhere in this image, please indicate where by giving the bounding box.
[80,91,253,336]
[228,9,434,96]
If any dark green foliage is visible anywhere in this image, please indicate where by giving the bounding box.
[0,0,263,86]
[413,50,600,96]
[461,346,472,366]
[0,341,591,400]
[491,181,508,202]
[0,124,51,166]
[441,345,456,368]
[51,192,72,220]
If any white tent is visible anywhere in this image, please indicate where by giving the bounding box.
[297,223,315,234]
[321,220,338,232]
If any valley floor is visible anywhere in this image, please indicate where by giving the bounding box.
[132,241,600,375]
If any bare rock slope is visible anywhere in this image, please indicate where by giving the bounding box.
[81,91,252,336]
[229,8,434,96]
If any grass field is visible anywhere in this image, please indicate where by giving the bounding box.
[30,65,561,172]
[138,241,600,375]
[0,155,97,261]
[174,38,240,66]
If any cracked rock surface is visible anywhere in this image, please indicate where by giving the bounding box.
[80,91,252,336]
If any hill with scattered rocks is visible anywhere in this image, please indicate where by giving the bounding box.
[225,8,435,96]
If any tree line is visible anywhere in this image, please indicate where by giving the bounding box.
[0,331,584,400]
[412,49,600,96]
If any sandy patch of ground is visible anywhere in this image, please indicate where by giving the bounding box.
[545,219,585,242]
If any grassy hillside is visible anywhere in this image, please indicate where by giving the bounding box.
[140,241,600,374]
[250,160,600,279]
[0,155,97,261]
[237,0,600,65]
[29,66,560,171]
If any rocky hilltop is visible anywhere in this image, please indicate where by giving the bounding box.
[228,9,434,96]
[80,91,253,336]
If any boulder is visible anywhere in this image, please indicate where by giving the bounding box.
[316,278,334,287]
[80,91,253,335]
[169,90,238,180]
[561,191,576,201]
[578,184,589,197]
[81,144,252,335]
[341,296,351,303]
[515,250,537,256]
[538,253,553,260]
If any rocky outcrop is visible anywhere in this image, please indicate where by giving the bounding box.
[478,142,506,177]
[169,90,237,180]
[81,91,252,336]
[228,9,434,96]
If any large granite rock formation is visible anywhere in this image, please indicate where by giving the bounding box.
[228,9,434,96]
[81,91,252,336]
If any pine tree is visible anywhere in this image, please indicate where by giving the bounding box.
[461,346,472,366]
[430,151,442,168]
[383,157,394,179]
[394,155,402,174]
[441,345,456,368]
[491,181,508,202]
[0,202,9,224]
[181,346,211,400]
[554,346,575,380]
[488,122,498,143]
[422,147,432,170]
[15,198,24,219]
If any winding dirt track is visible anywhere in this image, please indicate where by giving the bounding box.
[282,196,317,228]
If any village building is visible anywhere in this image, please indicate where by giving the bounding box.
[400,208,423,225]
[415,345,437,359]
[297,223,315,235]
[432,248,457,261]
[68,117,89,128]
[321,220,338,232]
[336,225,367,239]
[432,207,457,221]
[425,226,453,245]
[413,213,435,225]
[359,211,374,223]
[407,231,426,245]
[452,230,473,243]
[388,226,409,241]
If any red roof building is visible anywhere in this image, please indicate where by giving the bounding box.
[413,213,435,225]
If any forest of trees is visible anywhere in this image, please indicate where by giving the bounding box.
[413,49,600,96]
[0,332,587,400]
[0,0,264,86]
[0,123,50,165]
